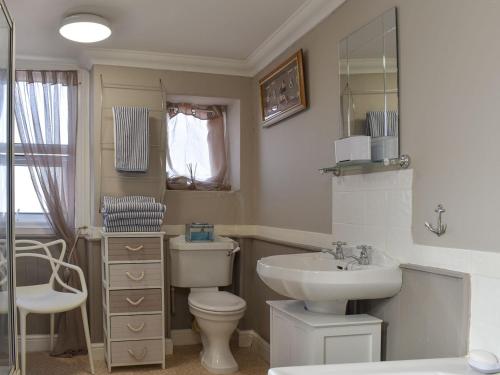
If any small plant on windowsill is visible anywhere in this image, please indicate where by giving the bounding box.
[187,163,197,190]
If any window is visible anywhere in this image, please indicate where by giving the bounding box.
[166,102,230,191]
[14,73,73,226]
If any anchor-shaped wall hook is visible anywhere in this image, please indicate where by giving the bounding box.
[425,204,447,237]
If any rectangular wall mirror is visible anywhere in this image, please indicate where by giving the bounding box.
[339,8,399,161]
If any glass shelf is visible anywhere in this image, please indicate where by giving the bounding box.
[319,154,410,177]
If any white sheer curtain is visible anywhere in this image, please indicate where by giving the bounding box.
[14,70,86,357]
[166,102,230,190]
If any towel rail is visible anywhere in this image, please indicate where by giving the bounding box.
[98,73,168,215]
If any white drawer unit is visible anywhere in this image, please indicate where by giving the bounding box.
[102,232,165,371]
[268,300,382,368]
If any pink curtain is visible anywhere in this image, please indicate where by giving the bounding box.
[166,103,230,190]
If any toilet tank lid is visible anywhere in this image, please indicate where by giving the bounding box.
[169,235,234,250]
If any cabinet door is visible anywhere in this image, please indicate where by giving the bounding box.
[270,310,310,367]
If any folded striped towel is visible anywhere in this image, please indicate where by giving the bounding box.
[104,225,161,233]
[103,195,154,206]
[104,217,163,228]
[113,106,150,172]
[103,201,166,214]
[103,211,165,221]
[366,111,398,137]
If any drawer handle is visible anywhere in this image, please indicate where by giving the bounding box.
[127,322,145,332]
[125,245,144,252]
[126,297,145,306]
[126,271,145,281]
[128,347,147,361]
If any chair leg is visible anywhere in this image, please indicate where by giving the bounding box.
[20,310,28,375]
[49,313,55,352]
[80,304,95,374]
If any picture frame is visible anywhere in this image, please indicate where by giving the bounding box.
[259,49,307,127]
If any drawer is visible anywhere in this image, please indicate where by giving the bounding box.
[107,237,162,261]
[109,289,162,313]
[111,339,163,365]
[109,263,162,289]
[110,314,163,340]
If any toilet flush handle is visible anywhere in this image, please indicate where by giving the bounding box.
[227,246,241,256]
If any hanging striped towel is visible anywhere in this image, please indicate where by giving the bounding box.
[113,106,150,172]
[366,111,399,137]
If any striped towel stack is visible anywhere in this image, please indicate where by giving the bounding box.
[102,195,166,233]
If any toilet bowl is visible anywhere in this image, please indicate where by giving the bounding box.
[188,290,246,374]
[169,235,246,374]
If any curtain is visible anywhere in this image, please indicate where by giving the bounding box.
[14,70,85,356]
[166,102,230,190]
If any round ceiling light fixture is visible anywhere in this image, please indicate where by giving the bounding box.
[59,13,111,43]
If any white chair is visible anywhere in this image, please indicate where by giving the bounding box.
[15,239,94,375]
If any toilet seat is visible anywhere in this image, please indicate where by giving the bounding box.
[189,291,246,313]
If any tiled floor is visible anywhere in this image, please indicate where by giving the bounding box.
[27,345,269,375]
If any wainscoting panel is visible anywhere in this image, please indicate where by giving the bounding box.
[360,264,470,360]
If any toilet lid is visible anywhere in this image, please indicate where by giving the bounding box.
[189,291,246,313]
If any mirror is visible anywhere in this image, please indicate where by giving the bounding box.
[339,8,399,161]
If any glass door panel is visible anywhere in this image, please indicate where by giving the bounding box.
[0,1,14,374]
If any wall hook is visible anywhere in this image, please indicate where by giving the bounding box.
[425,204,447,237]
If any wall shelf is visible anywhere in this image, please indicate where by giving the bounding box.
[319,154,410,177]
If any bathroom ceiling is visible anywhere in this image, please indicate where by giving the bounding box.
[8,0,307,61]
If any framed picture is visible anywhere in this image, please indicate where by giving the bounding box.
[259,49,307,127]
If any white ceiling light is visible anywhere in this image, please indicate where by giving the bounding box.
[59,14,111,43]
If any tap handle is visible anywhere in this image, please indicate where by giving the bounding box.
[356,245,372,254]
[333,241,347,247]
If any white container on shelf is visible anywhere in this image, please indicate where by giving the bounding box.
[334,136,371,163]
[371,136,398,161]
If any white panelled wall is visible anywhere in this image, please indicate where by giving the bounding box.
[332,169,500,357]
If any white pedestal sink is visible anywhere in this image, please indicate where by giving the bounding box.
[256,250,402,314]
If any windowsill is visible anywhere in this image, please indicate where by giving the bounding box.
[15,213,53,236]
[165,189,240,194]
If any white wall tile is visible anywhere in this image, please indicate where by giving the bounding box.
[332,191,366,225]
[387,190,412,229]
[332,223,365,244]
[366,190,388,227]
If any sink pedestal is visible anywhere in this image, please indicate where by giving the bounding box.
[304,300,348,314]
[268,300,382,367]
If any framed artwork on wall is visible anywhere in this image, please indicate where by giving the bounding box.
[259,49,307,127]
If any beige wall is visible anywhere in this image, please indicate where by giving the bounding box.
[90,65,255,227]
[253,0,500,251]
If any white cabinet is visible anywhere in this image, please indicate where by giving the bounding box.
[269,300,382,368]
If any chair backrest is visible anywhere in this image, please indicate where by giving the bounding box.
[15,239,67,287]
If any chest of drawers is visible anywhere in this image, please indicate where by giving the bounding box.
[102,232,165,371]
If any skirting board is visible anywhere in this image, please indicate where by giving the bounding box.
[21,330,269,363]
[237,329,270,363]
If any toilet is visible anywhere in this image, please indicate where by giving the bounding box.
[169,235,246,374]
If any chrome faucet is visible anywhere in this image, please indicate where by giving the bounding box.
[350,245,371,265]
[321,241,347,260]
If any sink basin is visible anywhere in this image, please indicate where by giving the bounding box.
[256,250,402,314]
